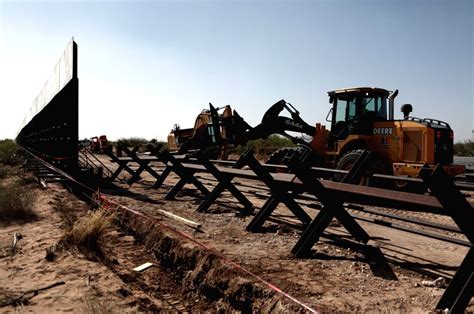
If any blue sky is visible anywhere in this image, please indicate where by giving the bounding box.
[1,0,472,141]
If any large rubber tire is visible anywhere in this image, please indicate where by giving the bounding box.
[335,149,389,187]
[336,150,427,192]
[335,149,367,183]
[266,147,305,173]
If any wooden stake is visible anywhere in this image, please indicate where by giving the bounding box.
[156,209,201,230]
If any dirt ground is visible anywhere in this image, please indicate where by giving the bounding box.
[0,173,215,312]
[1,159,473,312]
[95,155,473,313]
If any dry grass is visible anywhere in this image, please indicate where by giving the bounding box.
[82,289,138,314]
[68,208,114,255]
[83,290,115,314]
[0,185,37,225]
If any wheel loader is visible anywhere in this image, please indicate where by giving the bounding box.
[167,87,465,181]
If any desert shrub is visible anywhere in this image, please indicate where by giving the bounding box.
[0,185,36,225]
[0,164,25,179]
[0,139,20,166]
[148,138,169,150]
[0,166,10,179]
[69,208,113,254]
[454,140,474,156]
[0,140,22,178]
[230,134,296,156]
[118,137,149,148]
[117,137,168,153]
[118,137,166,153]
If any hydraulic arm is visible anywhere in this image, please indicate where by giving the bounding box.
[234,99,317,145]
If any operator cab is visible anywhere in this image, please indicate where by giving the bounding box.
[327,87,396,141]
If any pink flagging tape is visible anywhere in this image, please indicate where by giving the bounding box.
[22,147,319,313]
[100,196,319,313]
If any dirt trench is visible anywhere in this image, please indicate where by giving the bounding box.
[115,209,303,312]
[1,176,302,312]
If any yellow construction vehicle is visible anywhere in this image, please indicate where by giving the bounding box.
[167,104,236,158]
[296,87,465,179]
[167,87,465,182]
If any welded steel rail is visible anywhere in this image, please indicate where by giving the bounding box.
[109,148,474,192]
[105,145,473,312]
[191,173,470,248]
[78,148,114,178]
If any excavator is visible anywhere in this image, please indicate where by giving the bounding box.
[167,105,235,158]
[167,87,465,181]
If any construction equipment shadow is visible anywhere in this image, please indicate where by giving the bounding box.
[99,182,163,206]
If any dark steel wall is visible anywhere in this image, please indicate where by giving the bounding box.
[16,40,79,171]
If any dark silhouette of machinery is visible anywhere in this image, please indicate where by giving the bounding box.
[168,87,464,180]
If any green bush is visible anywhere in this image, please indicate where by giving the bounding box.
[454,140,474,157]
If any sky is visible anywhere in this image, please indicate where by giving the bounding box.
[0,0,473,142]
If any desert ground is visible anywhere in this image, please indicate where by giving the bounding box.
[1,157,473,312]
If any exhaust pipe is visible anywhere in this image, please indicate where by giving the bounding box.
[388,89,399,120]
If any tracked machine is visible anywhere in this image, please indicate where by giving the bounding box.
[168,87,465,182]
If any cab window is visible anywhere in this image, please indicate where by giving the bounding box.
[347,98,357,119]
[362,97,375,112]
[335,99,346,123]
[361,96,388,120]
[375,97,388,119]
[335,94,388,122]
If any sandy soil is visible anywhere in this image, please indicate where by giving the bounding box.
[95,154,473,312]
[0,180,124,312]
[1,155,473,312]
[0,173,213,312]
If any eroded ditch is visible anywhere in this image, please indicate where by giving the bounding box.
[115,208,304,312]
